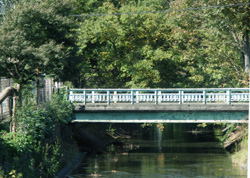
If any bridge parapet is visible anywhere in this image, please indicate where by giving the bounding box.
[69,88,249,105]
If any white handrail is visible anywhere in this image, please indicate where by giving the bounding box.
[69,88,249,105]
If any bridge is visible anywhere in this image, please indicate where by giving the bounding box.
[69,88,249,123]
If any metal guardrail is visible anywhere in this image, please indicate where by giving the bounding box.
[69,88,249,105]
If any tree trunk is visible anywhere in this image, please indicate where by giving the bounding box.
[11,92,17,133]
[11,83,22,132]
[244,30,250,73]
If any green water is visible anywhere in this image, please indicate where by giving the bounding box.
[69,124,247,178]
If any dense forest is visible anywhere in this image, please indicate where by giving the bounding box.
[0,0,249,177]
[0,0,249,89]
[73,0,250,88]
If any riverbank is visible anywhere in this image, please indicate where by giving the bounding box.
[231,136,248,170]
[222,124,248,171]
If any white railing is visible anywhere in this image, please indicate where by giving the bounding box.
[68,88,249,105]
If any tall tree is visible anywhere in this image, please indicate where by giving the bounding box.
[76,0,184,88]
[0,0,76,131]
[166,0,249,87]
[0,0,76,87]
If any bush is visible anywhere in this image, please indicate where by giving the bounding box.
[0,88,73,177]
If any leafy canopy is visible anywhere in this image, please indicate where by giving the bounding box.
[0,0,76,85]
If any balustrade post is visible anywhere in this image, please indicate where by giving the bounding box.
[136,91,139,104]
[114,91,117,103]
[84,90,86,105]
[158,91,161,104]
[203,90,206,104]
[227,90,231,104]
[131,90,134,104]
[92,91,95,103]
[179,90,182,104]
[107,90,110,105]
[155,90,158,104]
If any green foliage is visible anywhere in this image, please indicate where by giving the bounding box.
[141,123,153,128]
[73,0,249,88]
[31,141,61,178]
[16,107,54,141]
[1,131,33,155]
[16,88,73,142]
[0,87,73,177]
[0,0,76,85]
[76,1,184,88]
[220,123,239,142]
[106,124,116,136]
[169,0,249,87]
[44,87,73,123]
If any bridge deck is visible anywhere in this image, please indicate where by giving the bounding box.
[74,103,248,112]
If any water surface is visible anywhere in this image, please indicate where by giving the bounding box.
[69,124,246,178]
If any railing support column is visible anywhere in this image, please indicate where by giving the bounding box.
[155,90,158,104]
[92,91,95,103]
[227,90,231,105]
[107,90,110,105]
[158,91,161,104]
[84,90,86,105]
[203,90,206,104]
[114,91,117,103]
[136,91,139,104]
[179,90,183,104]
[131,90,134,105]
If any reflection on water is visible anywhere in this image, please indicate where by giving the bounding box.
[69,124,247,178]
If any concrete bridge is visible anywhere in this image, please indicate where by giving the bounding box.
[69,88,249,123]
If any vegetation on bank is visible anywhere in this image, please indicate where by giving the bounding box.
[222,123,248,168]
[0,88,75,178]
[232,136,248,169]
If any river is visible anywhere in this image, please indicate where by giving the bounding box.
[69,124,247,178]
